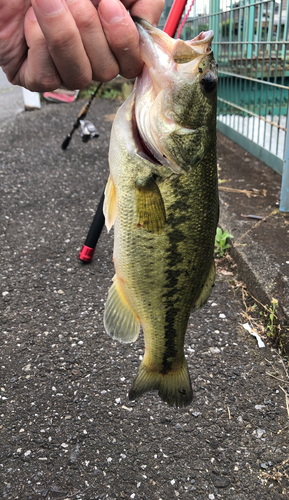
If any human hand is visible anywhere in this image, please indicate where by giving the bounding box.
[0,0,164,92]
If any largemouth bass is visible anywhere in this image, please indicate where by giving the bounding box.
[103,19,219,408]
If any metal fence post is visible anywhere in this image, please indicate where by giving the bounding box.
[280,107,289,213]
[209,0,219,62]
[247,0,255,60]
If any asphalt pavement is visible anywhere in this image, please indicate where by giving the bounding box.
[0,95,289,499]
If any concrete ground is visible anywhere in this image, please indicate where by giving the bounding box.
[217,132,289,353]
[0,68,24,125]
[0,96,289,499]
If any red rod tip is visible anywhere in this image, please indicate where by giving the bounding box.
[79,245,95,263]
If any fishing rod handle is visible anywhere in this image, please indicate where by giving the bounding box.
[79,191,105,263]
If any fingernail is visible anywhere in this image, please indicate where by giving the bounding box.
[26,7,37,21]
[35,0,64,15]
[98,0,126,24]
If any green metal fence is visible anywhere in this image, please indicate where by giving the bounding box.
[169,0,289,212]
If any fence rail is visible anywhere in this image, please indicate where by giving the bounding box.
[162,0,289,212]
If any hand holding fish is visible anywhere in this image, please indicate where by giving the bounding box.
[0,0,165,91]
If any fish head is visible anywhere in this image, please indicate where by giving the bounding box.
[134,19,218,173]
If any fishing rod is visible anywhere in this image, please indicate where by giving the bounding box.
[79,0,190,263]
[61,82,103,150]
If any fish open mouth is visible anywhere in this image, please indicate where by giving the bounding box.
[132,99,163,166]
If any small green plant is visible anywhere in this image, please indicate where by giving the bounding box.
[267,298,278,338]
[102,88,122,100]
[214,227,233,257]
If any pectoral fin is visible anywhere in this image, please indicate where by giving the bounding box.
[104,275,140,343]
[194,260,216,310]
[103,175,117,232]
[136,176,166,233]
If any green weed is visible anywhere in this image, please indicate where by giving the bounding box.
[102,88,122,100]
[267,298,278,338]
[214,227,233,257]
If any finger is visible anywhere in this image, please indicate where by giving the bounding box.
[98,0,143,80]
[0,0,30,85]
[124,0,165,27]
[31,0,92,89]
[21,7,61,91]
[66,0,120,82]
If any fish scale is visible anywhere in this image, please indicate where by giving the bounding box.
[103,20,219,407]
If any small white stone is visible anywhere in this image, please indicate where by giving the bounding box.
[256,429,266,438]
[61,443,68,448]
[115,398,121,404]
[255,405,266,410]
[83,429,87,434]
[137,482,141,488]
[19,428,25,433]
[17,448,22,453]
[209,347,221,354]
[130,495,135,499]
[2,291,9,296]
[209,494,215,499]
[171,479,175,485]
[24,450,31,457]
[219,313,226,319]
[122,405,132,412]
[57,289,65,295]
[107,457,112,463]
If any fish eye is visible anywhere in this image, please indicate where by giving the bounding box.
[200,72,217,93]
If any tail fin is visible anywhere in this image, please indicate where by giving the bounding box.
[129,358,193,408]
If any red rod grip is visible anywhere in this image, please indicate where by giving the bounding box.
[79,245,95,263]
[164,0,188,37]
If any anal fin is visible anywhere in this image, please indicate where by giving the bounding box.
[136,176,166,233]
[194,260,216,310]
[104,275,140,343]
